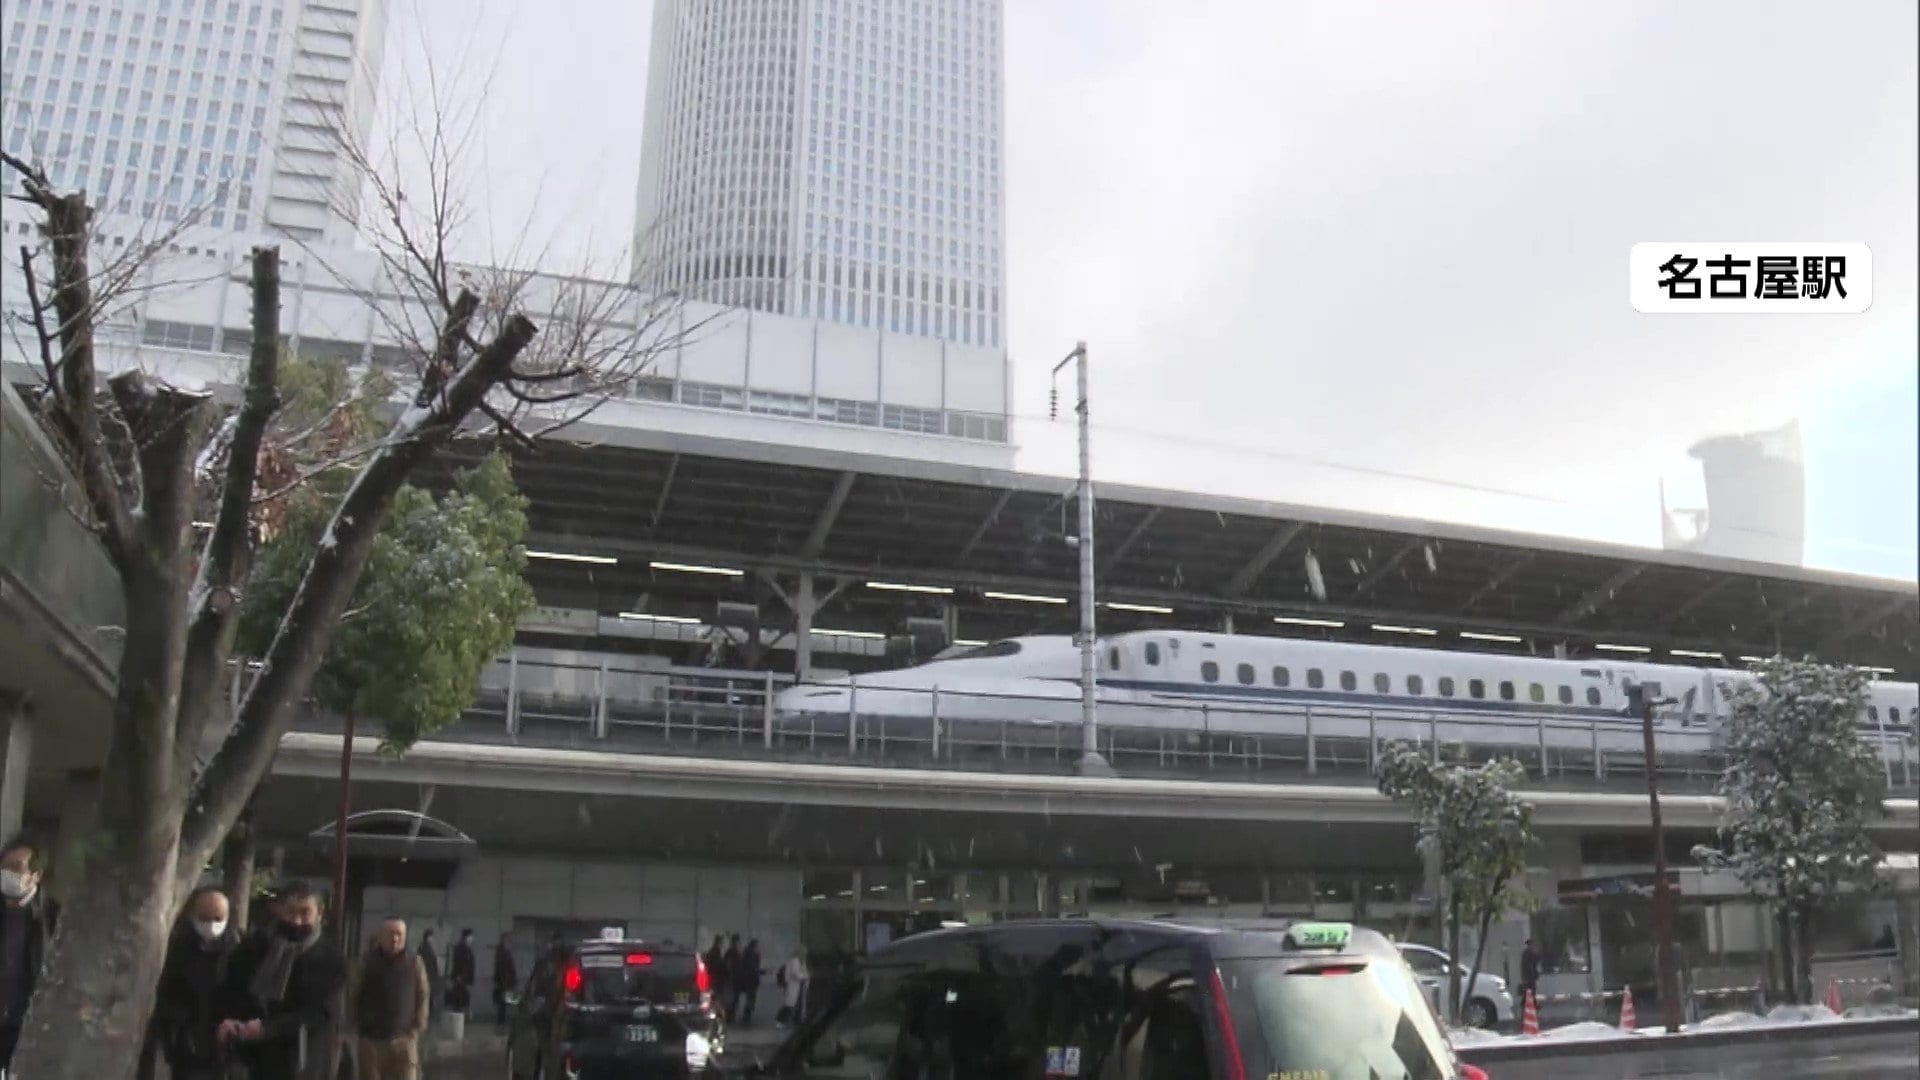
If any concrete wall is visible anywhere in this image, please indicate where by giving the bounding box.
[361,853,802,990]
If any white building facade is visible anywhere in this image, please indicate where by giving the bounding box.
[634,0,1006,350]
[0,0,388,244]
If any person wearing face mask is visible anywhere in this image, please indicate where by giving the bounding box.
[218,881,345,1080]
[0,835,57,1076]
[152,886,239,1080]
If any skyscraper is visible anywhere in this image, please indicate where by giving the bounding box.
[634,0,1005,349]
[0,0,389,244]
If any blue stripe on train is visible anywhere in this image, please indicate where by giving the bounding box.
[1085,677,1692,727]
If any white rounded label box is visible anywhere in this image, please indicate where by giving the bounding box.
[1630,242,1872,313]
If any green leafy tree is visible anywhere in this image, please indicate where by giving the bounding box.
[237,449,535,751]
[1377,744,1537,1026]
[1691,658,1887,1004]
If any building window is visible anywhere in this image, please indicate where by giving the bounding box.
[1339,671,1357,692]
[1307,669,1324,690]
[1237,663,1255,686]
[1201,661,1219,684]
[1272,666,1289,688]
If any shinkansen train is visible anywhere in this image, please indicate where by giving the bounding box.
[773,631,1919,760]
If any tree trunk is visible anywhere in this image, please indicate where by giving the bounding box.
[1446,896,1465,1024]
[1793,907,1814,1007]
[1464,902,1499,1023]
[221,804,257,933]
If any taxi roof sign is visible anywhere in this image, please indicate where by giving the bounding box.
[1287,922,1353,949]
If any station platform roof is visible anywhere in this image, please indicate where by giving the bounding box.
[432,420,1918,675]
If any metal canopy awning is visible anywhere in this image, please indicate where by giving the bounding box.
[308,808,479,864]
[422,426,1918,674]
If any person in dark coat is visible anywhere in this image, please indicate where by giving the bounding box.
[449,928,477,1017]
[491,933,519,1029]
[1519,938,1542,1003]
[703,936,730,1020]
[417,930,443,1019]
[218,882,346,1080]
[153,886,240,1080]
[735,939,763,1025]
[0,836,57,1074]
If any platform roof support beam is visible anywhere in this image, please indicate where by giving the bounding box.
[1459,555,1533,613]
[1817,593,1917,655]
[804,471,858,559]
[1667,577,1733,622]
[1556,563,1647,624]
[1101,507,1162,576]
[649,453,681,529]
[957,489,1016,562]
[1225,522,1306,597]
[1352,539,1426,599]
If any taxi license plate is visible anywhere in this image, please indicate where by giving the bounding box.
[625,1025,660,1044]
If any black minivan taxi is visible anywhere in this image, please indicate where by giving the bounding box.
[739,918,1489,1080]
[506,936,719,1079]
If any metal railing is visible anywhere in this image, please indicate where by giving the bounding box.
[285,648,1920,794]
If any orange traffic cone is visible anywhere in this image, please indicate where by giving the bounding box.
[1825,979,1843,1014]
[1522,989,1541,1036]
[1618,985,1637,1031]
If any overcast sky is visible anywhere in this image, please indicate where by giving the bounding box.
[382,0,1918,581]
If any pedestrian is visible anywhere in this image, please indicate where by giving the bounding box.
[722,934,744,1019]
[352,916,431,1080]
[492,933,519,1029]
[737,939,763,1026]
[152,886,240,1080]
[777,949,809,1028]
[1520,938,1541,1003]
[449,928,477,1021]
[217,881,346,1080]
[0,835,57,1075]
[703,935,730,1020]
[417,929,443,1017]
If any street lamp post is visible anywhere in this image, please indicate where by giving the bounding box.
[1052,342,1111,776]
[1632,681,1684,1032]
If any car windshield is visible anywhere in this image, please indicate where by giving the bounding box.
[1221,957,1453,1080]
[573,951,699,1007]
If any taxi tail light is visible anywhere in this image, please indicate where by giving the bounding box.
[695,953,713,1010]
[1209,967,1248,1080]
[562,960,583,997]
[1461,1066,1491,1080]
[626,952,653,966]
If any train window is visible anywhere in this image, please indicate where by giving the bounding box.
[1109,647,1122,670]
[1438,677,1455,697]
[1529,683,1546,703]
[1407,675,1424,695]
[1499,681,1516,701]
[1308,668,1325,689]
[1144,642,1161,666]
[1469,679,1486,699]
[1373,673,1391,694]
[1558,685,1573,705]
[1201,661,1219,683]
[1868,705,1880,722]
[1273,666,1290,687]
[1237,662,1255,685]
[1586,687,1602,706]
[1340,671,1357,692]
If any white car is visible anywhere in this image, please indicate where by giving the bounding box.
[1397,943,1517,1029]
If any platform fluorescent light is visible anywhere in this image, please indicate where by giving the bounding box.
[1372,623,1438,636]
[1864,665,1897,675]
[1737,655,1769,663]
[1106,601,1174,614]
[616,612,700,624]
[1594,643,1651,654]
[1459,631,1523,643]
[866,580,954,594]
[649,560,744,577]
[953,638,988,647]
[811,627,887,639]
[984,590,1068,605]
[1274,615,1344,628]
[526,549,617,565]
[1670,648,1723,660]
